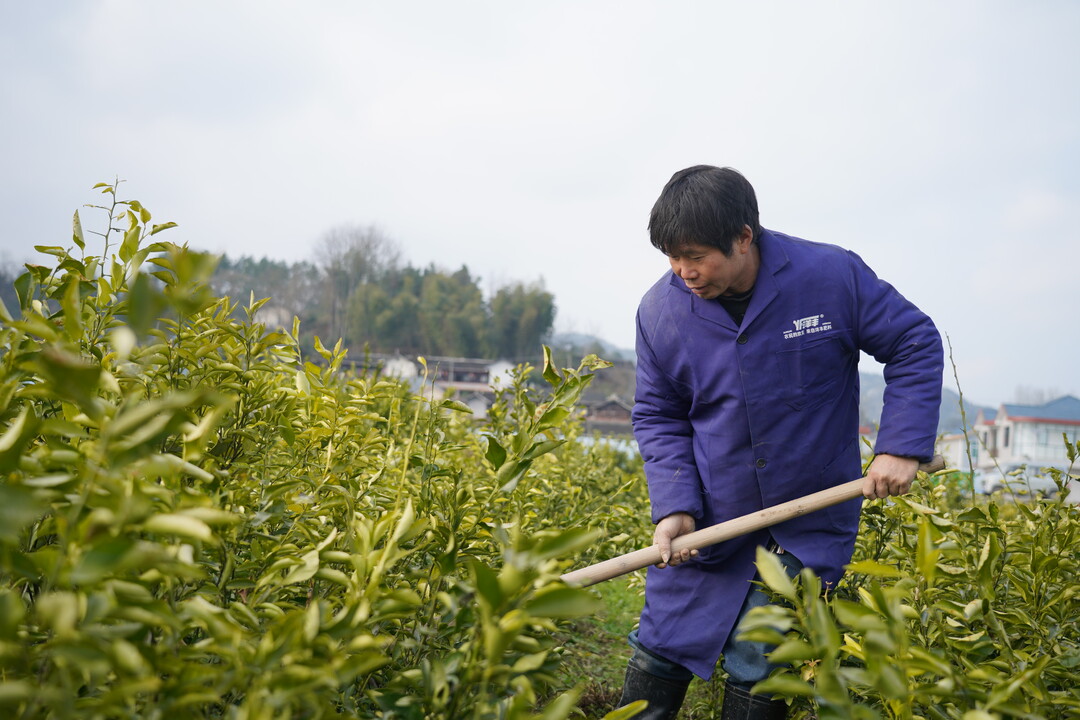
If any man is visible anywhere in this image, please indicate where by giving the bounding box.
[618,166,942,719]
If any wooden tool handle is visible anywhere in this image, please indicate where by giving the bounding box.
[560,455,946,587]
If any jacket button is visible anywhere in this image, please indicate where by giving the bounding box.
[737,334,748,345]
[756,458,767,468]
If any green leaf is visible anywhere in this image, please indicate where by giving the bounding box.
[907,646,954,675]
[537,405,570,429]
[35,591,80,637]
[0,484,48,545]
[534,527,601,560]
[497,459,530,492]
[916,516,939,587]
[1059,649,1080,668]
[72,210,86,250]
[102,391,208,462]
[485,436,507,470]
[832,599,882,632]
[737,603,795,635]
[71,536,138,585]
[735,626,788,645]
[314,335,332,363]
[127,272,168,337]
[541,345,561,386]
[471,559,503,610]
[524,586,603,619]
[755,547,798,602]
[390,500,417,545]
[0,406,41,472]
[13,269,34,310]
[283,549,321,585]
[875,660,909,699]
[12,315,58,342]
[955,506,988,523]
[537,689,584,720]
[963,598,987,620]
[119,211,141,263]
[21,474,74,489]
[511,650,549,673]
[807,596,842,655]
[60,276,82,341]
[33,245,68,258]
[523,438,565,461]
[303,599,320,641]
[845,560,902,578]
[143,513,213,542]
[178,506,241,527]
[898,497,940,516]
[977,533,1002,597]
[751,674,816,697]
[440,399,473,414]
[602,700,648,720]
[129,200,151,223]
[35,344,103,420]
[0,590,27,640]
[767,638,819,664]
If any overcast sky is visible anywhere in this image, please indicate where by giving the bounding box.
[3,2,1078,408]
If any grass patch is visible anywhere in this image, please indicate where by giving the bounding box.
[553,571,736,719]
[553,573,643,716]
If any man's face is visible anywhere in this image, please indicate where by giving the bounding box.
[666,228,759,300]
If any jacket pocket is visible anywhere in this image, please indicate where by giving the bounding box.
[774,335,846,411]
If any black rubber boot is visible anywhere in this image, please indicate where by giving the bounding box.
[720,681,787,720]
[616,663,691,720]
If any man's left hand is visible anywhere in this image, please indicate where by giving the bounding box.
[863,454,920,500]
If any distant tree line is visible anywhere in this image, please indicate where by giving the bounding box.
[211,224,556,360]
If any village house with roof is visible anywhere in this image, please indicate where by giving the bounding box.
[937,395,1080,479]
[356,352,638,433]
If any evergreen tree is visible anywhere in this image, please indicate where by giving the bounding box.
[419,265,487,356]
[489,281,555,360]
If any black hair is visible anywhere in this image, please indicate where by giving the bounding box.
[647,165,762,256]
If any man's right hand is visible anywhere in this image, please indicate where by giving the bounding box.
[654,512,697,568]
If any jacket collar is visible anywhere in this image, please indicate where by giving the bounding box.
[667,229,791,331]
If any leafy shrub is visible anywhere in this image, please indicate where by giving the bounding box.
[740,464,1080,719]
[0,185,649,719]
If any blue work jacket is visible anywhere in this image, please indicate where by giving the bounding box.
[632,229,943,679]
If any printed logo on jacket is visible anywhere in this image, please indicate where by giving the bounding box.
[783,314,833,339]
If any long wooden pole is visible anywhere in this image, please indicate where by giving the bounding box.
[560,456,946,587]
